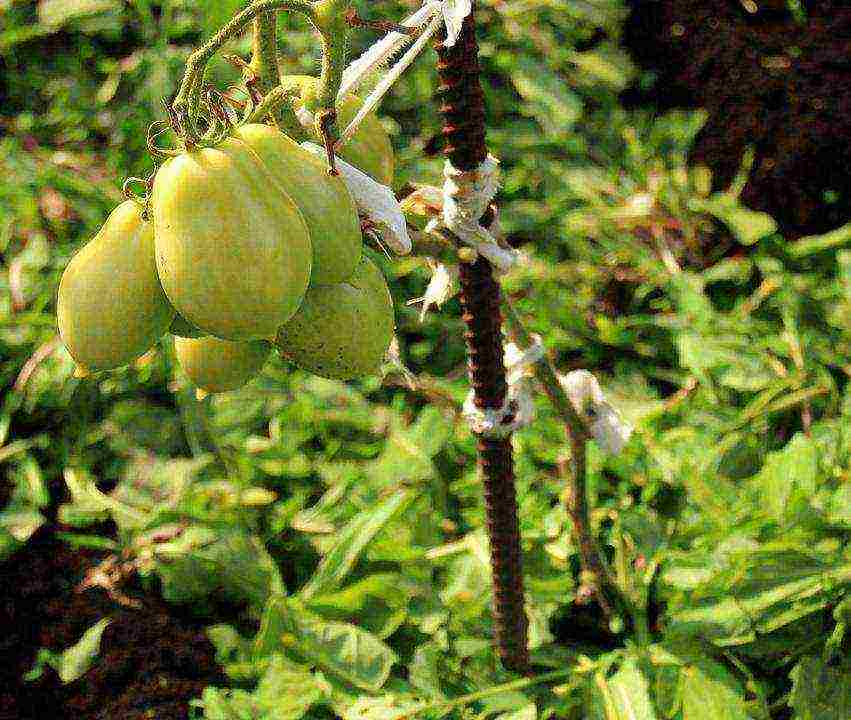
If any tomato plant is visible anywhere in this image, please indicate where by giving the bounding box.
[7,1,843,719]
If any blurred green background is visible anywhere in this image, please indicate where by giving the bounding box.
[1,1,850,718]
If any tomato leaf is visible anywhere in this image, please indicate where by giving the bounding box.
[255,595,397,693]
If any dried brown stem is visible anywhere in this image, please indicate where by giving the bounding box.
[502,300,619,618]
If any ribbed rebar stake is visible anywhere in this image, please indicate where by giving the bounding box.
[434,6,530,673]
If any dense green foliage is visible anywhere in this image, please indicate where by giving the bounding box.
[1,1,849,718]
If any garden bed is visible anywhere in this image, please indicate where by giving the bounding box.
[623,0,850,238]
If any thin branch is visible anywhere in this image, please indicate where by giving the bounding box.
[248,11,303,137]
[502,299,621,618]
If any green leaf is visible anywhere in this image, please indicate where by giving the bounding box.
[255,596,397,693]
[597,658,658,720]
[689,195,777,245]
[37,0,119,29]
[26,618,110,684]
[567,46,634,90]
[825,597,851,661]
[649,644,753,720]
[509,58,583,133]
[58,467,148,529]
[680,654,750,720]
[790,223,851,257]
[675,327,779,392]
[666,546,851,646]
[306,573,410,639]
[752,433,819,524]
[300,489,415,601]
[154,526,284,613]
[827,483,851,526]
[341,695,424,720]
[196,655,331,720]
[789,656,851,720]
[0,507,44,560]
[366,408,450,486]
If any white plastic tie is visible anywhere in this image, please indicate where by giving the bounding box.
[410,259,458,321]
[340,3,441,99]
[301,142,412,255]
[443,156,519,272]
[462,337,541,438]
[441,0,472,47]
[338,14,443,149]
[557,370,633,455]
[302,2,475,148]
[504,335,545,385]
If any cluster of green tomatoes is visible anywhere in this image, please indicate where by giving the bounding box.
[57,77,397,395]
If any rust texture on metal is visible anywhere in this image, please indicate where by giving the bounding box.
[434,6,530,673]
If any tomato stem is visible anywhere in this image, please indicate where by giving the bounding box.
[171,0,353,155]
[243,85,301,125]
[248,12,306,139]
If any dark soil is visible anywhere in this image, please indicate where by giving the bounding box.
[0,517,227,720]
[623,0,851,239]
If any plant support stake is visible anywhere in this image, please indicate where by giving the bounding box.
[433,5,529,673]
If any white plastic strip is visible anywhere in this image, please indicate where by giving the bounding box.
[462,388,533,439]
[558,370,633,455]
[338,14,443,149]
[339,2,441,99]
[301,141,412,255]
[504,336,545,385]
[411,259,457,321]
[443,156,519,272]
[441,0,472,47]
[462,337,541,438]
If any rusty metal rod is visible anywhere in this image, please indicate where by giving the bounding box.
[433,6,529,673]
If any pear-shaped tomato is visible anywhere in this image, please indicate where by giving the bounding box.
[275,255,394,380]
[233,124,361,285]
[169,313,204,338]
[57,200,175,373]
[152,138,312,341]
[281,75,395,186]
[174,335,270,393]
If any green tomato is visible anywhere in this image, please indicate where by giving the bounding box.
[174,335,271,393]
[169,313,205,338]
[233,123,361,285]
[275,255,394,380]
[152,137,312,341]
[57,200,175,373]
[281,75,395,186]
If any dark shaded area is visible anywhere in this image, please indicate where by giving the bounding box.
[0,509,226,720]
[623,0,851,239]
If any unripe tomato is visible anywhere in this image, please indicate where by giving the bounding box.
[174,335,270,393]
[281,75,395,186]
[152,138,312,341]
[57,200,175,373]
[275,255,394,380]
[233,124,361,285]
[170,313,204,338]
